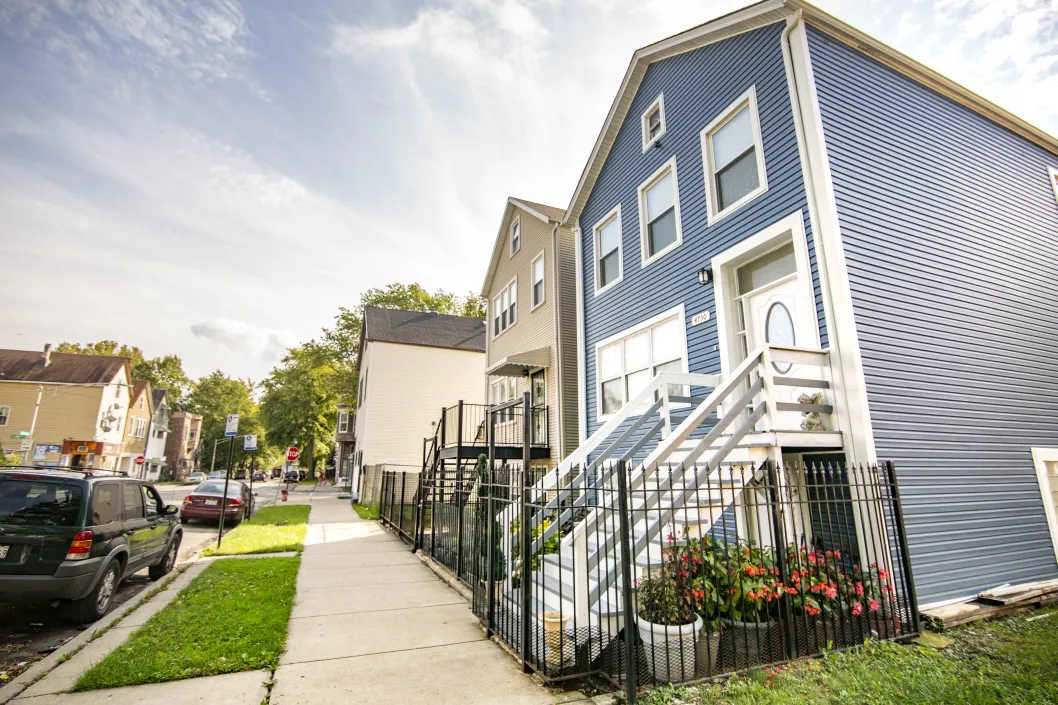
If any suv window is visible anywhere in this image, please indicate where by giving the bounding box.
[142,485,163,517]
[92,483,121,525]
[0,479,83,526]
[122,483,144,521]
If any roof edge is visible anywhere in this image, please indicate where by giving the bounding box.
[480,197,558,296]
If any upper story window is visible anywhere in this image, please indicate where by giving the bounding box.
[493,278,517,337]
[701,86,768,224]
[531,253,545,309]
[1049,167,1058,207]
[358,370,369,408]
[592,206,623,295]
[638,157,683,265]
[641,94,666,151]
[509,216,521,256]
[596,311,686,418]
[138,395,145,410]
[490,377,518,423]
[189,428,196,442]
[0,405,9,426]
[133,417,148,438]
[337,411,349,433]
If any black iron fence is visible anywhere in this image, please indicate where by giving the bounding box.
[379,404,919,702]
[436,401,549,452]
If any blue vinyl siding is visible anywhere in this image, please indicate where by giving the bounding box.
[808,28,1058,604]
[579,23,826,435]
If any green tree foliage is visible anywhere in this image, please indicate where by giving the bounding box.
[185,370,263,471]
[55,341,192,407]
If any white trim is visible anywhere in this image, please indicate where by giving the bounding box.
[0,405,9,427]
[1031,447,1058,568]
[508,198,553,225]
[492,275,518,339]
[530,250,546,311]
[594,304,688,422]
[711,211,818,376]
[637,156,684,267]
[700,85,769,225]
[1049,167,1058,210]
[592,204,624,296]
[640,93,667,152]
[509,216,521,257]
[785,15,877,465]
[574,224,587,444]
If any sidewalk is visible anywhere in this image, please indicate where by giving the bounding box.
[272,493,593,705]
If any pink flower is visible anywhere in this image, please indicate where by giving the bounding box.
[852,602,863,616]
[855,582,864,596]
[825,585,838,600]
[869,599,879,612]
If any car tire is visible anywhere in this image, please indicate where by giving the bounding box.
[149,534,181,581]
[68,560,120,624]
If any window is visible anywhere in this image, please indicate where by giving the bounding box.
[490,377,518,423]
[509,216,521,256]
[592,206,623,295]
[131,417,147,438]
[122,483,144,520]
[1050,167,1058,208]
[641,94,666,151]
[1032,448,1058,562]
[0,405,9,426]
[638,157,683,265]
[0,479,83,526]
[733,242,797,361]
[531,253,545,309]
[338,411,349,433]
[492,278,517,337]
[701,86,768,223]
[142,485,163,517]
[189,429,196,442]
[596,311,687,418]
[358,370,369,408]
[92,483,121,525]
[138,395,145,410]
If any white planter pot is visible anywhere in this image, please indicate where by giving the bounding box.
[636,612,703,683]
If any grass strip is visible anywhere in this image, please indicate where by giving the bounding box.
[201,505,310,557]
[352,502,379,520]
[641,605,1058,705]
[73,557,298,690]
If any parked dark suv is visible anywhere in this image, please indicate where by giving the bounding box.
[0,468,182,623]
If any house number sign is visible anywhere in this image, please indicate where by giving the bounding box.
[690,311,711,326]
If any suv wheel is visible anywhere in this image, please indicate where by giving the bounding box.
[149,534,181,580]
[69,560,120,623]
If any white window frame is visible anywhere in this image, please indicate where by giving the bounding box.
[700,85,768,225]
[492,276,518,338]
[1031,447,1058,566]
[641,93,667,152]
[1049,167,1058,209]
[138,396,145,410]
[594,304,688,421]
[0,405,9,426]
[592,205,624,297]
[637,156,684,267]
[531,251,546,310]
[490,377,519,426]
[509,216,521,256]
[337,411,349,434]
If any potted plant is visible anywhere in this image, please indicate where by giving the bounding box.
[666,536,723,675]
[715,542,789,668]
[635,566,702,683]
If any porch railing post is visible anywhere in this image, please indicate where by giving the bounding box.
[486,407,497,636]
[399,470,408,541]
[615,459,637,704]
[885,461,921,635]
[413,468,424,552]
[455,401,466,580]
[520,391,532,673]
[765,459,798,660]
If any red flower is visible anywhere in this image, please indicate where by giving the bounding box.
[852,602,863,616]
[855,582,864,596]
[869,599,879,612]
[825,585,838,600]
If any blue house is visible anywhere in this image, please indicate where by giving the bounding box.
[546,0,1058,613]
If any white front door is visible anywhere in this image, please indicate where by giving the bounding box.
[735,242,822,431]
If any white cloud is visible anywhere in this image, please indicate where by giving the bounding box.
[190,318,297,363]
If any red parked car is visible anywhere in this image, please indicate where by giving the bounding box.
[180,481,254,525]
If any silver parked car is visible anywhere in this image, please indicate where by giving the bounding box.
[184,472,206,485]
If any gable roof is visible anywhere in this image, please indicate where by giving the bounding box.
[0,349,130,385]
[361,307,486,356]
[151,388,169,408]
[561,0,1058,227]
[480,196,565,296]
[131,380,152,411]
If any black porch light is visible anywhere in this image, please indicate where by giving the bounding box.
[697,267,712,285]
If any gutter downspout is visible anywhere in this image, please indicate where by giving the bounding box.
[550,221,564,460]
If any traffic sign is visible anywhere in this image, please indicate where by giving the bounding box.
[10,432,30,439]
[135,455,145,466]
[286,446,300,462]
[225,414,239,437]
[244,434,258,451]
[19,439,32,451]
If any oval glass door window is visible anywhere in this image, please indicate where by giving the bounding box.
[765,302,795,373]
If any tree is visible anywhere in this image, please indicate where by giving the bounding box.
[185,370,263,472]
[55,341,192,406]
[260,343,338,473]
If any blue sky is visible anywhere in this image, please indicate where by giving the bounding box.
[1,0,1055,382]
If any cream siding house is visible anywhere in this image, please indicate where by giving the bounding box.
[481,197,580,466]
[353,307,486,499]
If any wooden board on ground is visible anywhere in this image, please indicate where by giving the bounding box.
[923,591,1058,631]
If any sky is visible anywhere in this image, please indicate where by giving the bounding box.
[1,0,1055,383]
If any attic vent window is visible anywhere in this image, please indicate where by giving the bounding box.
[509,216,521,256]
[641,94,667,151]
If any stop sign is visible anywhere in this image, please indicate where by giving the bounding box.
[135,455,145,466]
[286,447,300,462]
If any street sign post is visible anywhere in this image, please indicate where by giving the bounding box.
[243,434,257,451]
[217,413,239,549]
[225,414,240,437]
[286,447,300,462]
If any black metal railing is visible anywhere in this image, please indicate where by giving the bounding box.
[435,401,548,452]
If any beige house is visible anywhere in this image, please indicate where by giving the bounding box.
[118,379,153,475]
[480,197,579,467]
[0,345,132,469]
[353,307,486,499]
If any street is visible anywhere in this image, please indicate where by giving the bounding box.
[0,479,284,686]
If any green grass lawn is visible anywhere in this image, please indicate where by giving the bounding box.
[641,606,1058,705]
[73,557,299,690]
[352,502,379,520]
[200,505,310,557]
